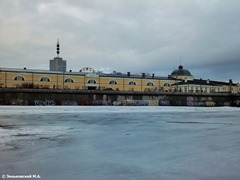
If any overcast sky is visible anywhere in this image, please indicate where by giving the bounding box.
[1,0,240,82]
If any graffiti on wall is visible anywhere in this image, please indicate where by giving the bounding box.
[123,100,159,106]
[10,99,28,105]
[113,101,122,106]
[92,100,112,105]
[61,101,78,106]
[34,100,56,106]
[92,100,103,105]
[159,100,170,106]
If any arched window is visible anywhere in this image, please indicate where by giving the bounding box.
[88,79,96,84]
[164,83,170,87]
[147,82,154,86]
[129,81,136,85]
[14,76,25,81]
[109,80,118,85]
[40,77,50,82]
[65,78,74,83]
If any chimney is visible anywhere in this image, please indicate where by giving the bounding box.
[69,70,72,72]
[152,73,155,78]
[127,72,131,77]
[142,73,145,78]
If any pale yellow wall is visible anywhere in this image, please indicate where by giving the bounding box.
[222,85,230,93]
[123,78,142,91]
[160,80,176,92]
[0,70,177,92]
[231,86,238,94]
[33,74,57,89]
[0,72,4,87]
[141,79,160,92]
[63,75,85,90]
[99,77,124,90]
[4,72,32,88]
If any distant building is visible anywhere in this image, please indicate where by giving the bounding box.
[49,40,67,72]
[50,57,66,72]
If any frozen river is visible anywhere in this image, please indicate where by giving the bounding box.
[0,106,240,180]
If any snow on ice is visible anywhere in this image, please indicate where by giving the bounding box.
[1,106,240,180]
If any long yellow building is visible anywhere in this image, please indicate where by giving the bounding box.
[0,65,239,94]
[0,66,175,92]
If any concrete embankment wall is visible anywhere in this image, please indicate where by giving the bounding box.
[0,88,238,106]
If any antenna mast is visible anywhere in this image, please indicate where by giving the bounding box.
[57,39,60,57]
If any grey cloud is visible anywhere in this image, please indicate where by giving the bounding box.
[1,0,240,81]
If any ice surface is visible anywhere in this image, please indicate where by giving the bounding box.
[1,106,240,180]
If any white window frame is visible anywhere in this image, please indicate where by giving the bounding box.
[40,77,50,82]
[129,81,137,86]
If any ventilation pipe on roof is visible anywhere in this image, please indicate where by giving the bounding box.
[142,73,145,78]
[207,79,210,84]
[152,73,155,78]
[229,79,233,93]
[127,72,130,77]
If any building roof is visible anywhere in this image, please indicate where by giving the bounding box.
[0,67,174,81]
[171,65,192,76]
[99,72,173,80]
[172,79,237,86]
